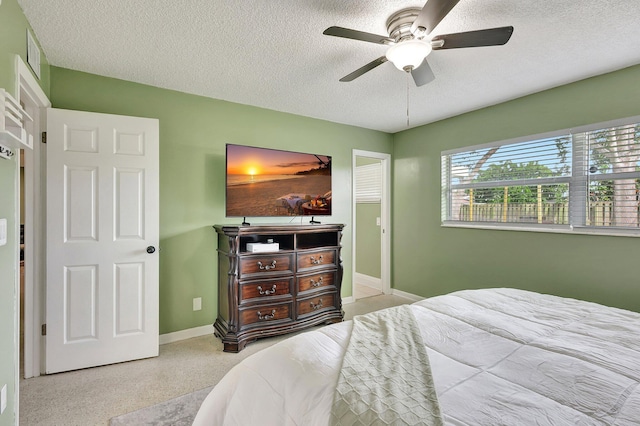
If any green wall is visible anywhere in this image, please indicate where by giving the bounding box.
[0,157,17,426]
[0,1,49,424]
[49,67,393,334]
[393,64,640,313]
[0,0,49,96]
[355,203,381,278]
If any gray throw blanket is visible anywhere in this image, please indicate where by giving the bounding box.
[330,305,443,426]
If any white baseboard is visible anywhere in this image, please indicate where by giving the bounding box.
[346,289,422,304]
[159,324,214,345]
[342,296,354,305]
[354,272,382,290]
[391,289,424,302]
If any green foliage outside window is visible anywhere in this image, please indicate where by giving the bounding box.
[470,161,567,204]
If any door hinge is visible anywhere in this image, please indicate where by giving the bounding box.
[41,324,46,336]
[41,132,47,144]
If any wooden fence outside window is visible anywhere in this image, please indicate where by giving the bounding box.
[459,202,640,227]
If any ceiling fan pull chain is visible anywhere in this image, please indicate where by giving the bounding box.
[406,71,410,127]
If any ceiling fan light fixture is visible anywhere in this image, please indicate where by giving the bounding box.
[385,39,432,71]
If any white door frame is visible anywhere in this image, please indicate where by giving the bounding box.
[352,149,391,299]
[16,55,51,380]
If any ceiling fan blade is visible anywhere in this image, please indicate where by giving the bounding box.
[432,26,514,49]
[411,0,461,36]
[323,26,394,45]
[411,60,436,87]
[339,56,388,82]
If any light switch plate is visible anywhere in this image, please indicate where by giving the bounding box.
[193,297,202,311]
[0,218,7,246]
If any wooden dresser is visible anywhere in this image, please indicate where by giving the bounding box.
[213,224,344,352]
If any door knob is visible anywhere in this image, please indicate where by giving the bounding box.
[146,246,156,254]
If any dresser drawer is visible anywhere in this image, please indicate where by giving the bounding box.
[297,271,336,294]
[297,249,337,272]
[240,302,293,328]
[239,253,293,278]
[297,292,337,318]
[240,278,293,303]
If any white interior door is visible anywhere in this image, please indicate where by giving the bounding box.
[46,108,159,374]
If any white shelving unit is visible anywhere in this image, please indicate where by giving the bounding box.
[0,88,33,159]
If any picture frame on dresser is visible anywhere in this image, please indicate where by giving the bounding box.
[213,223,344,352]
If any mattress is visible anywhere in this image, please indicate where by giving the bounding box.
[193,288,640,425]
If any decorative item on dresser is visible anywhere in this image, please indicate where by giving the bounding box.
[213,224,345,352]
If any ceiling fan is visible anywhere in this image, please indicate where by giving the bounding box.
[323,0,514,86]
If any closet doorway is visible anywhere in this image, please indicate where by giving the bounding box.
[18,57,51,379]
[352,150,391,301]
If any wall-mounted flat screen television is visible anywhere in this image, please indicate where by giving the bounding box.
[226,144,332,218]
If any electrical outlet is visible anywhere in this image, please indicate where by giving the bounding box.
[1,383,7,414]
[193,297,202,311]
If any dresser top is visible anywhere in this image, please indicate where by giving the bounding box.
[214,223,344,235]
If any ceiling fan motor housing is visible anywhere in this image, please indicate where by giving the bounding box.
[386,8,422,42]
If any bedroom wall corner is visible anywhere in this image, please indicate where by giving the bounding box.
[391,63,640,313]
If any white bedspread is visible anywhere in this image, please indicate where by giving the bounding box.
[193,288,640,425]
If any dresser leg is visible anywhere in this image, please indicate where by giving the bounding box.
[223,342,240,353]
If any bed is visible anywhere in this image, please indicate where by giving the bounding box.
[193,288,640,425]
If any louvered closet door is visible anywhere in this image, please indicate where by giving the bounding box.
[45,108,159,374]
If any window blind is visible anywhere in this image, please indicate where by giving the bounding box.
[355,163,381,203]
[443,135,572,225]
[586,124,640,228]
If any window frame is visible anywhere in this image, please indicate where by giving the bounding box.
[441,116,640,237]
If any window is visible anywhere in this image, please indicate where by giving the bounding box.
[441,117,640,236]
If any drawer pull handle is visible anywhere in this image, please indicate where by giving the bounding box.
[310,255,323,265]
[257,309,276,320]
[310,277,323,287]
[310,299,323,310]
[258,284,277,295]
[258,260,277,270]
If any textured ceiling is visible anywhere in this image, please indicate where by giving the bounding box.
[17,0,640,133]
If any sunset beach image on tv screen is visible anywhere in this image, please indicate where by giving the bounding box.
[225,144,332,217]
